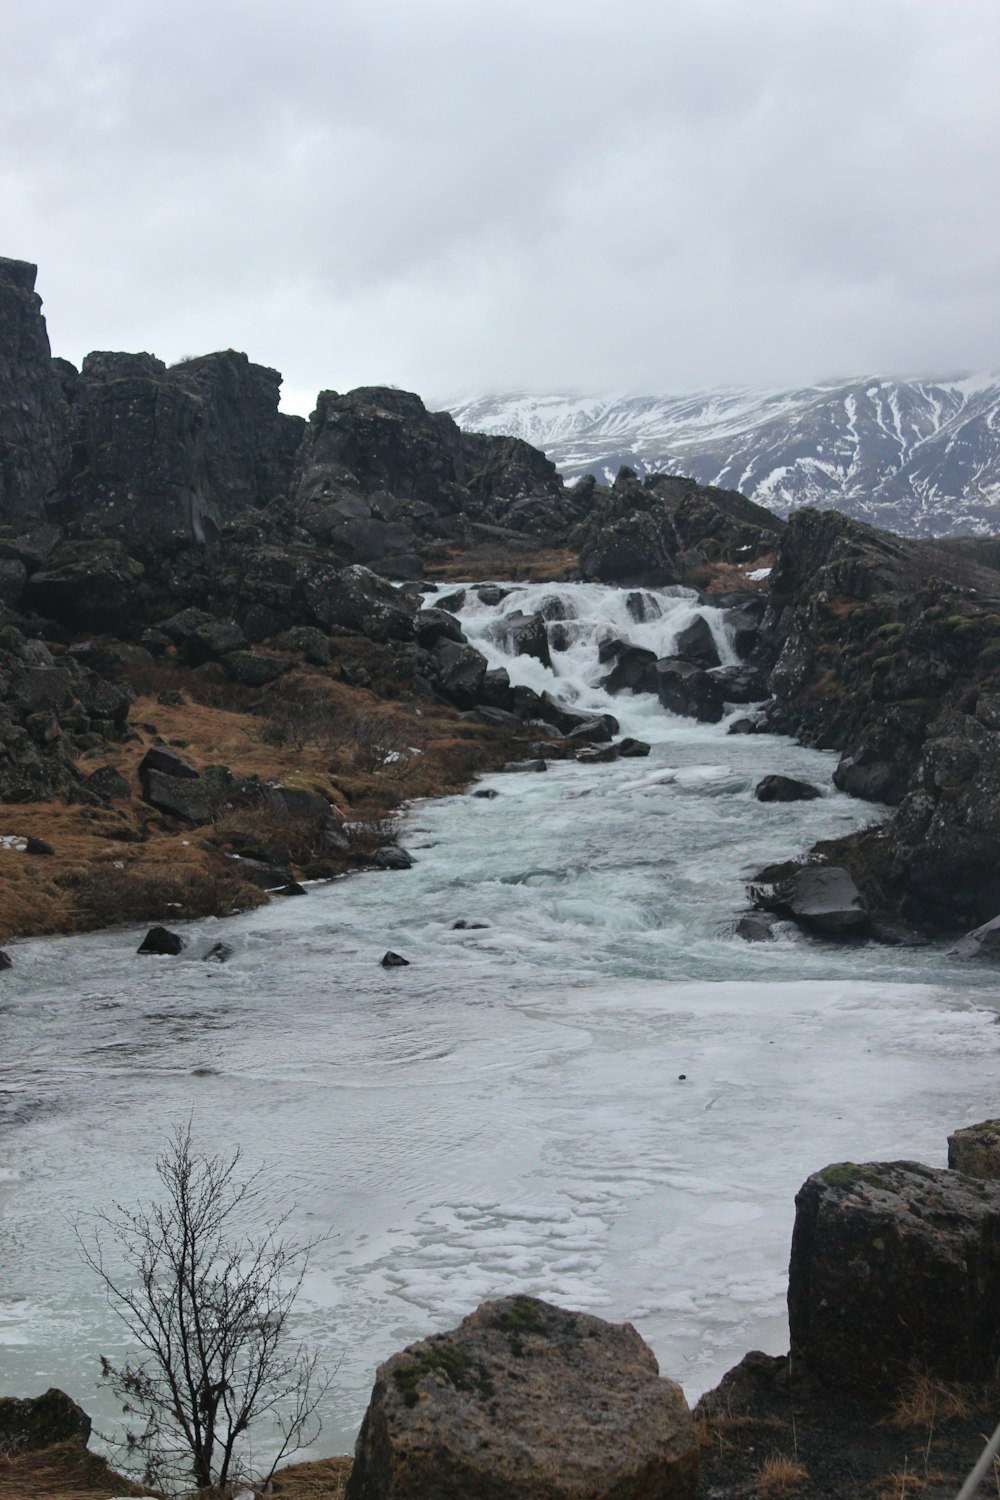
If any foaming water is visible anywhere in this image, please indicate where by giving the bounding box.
[1,582,997,1458]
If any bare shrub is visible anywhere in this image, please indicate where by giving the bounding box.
[56,862,264,927]
[76,1125,328,1494]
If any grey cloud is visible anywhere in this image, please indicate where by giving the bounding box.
[3,0,999,412]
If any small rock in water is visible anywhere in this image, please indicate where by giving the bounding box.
[0,950,12,971]
[381,951,410,967]
[203,941,233,963]
[375,846,415,870]
[754,774,822,802]
[734,913,775,943]
[275,881,307,896]
[453,920,489,930]
[472,787,499,798]
[618,738,651,757]
[502,759,547,773]
[137,926,184,956]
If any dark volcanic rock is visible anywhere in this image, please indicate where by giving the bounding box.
[305,563,418,642]
[0,1388,92,1453]
[494,609,551,668]
[375,846,415,870]
[755,865,868,936]
[673,614,720,668]
[52,348,301,551]
[137,926,184,955]
[140,767,211,823]
[431,639,488,708]
[788,1161,1000,1390]
[655,657,725,723]
[754,774,822,803]
[948,1119,1000,1179]
[600,643,658,696]
[23,539,144,632]
[381,951,409,968]
[577,468,683,586]
[708,664,769,704]
[0,259,69,528]
[139,745,199,779]
[344,1295,697,1500]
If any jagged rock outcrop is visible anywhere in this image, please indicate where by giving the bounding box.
[0,1388,91,1454]
[0,624,134,801]
[345,1295,698,1500]
[788,1161,1000,1390]
[47,348,303,553]
[575,467,783,586]
[0,259,68,527]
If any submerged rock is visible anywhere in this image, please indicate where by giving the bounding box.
[345,1295,698,1500]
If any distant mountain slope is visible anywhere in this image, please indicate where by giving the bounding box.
[449,377,1000,537]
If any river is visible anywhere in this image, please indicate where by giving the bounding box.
[1,580,997,1460]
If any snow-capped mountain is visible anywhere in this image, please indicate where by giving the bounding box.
[449,376,1000,537]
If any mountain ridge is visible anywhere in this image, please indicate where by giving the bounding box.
[448,375,1000,538]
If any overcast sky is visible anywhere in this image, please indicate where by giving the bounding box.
[3,0,999,415]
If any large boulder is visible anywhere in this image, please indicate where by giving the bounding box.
[600,643,658,696]
[788,1161,1000,1390]
[432,639,488,708]
[0,1388,91,1454]
[345,1295,698,1500]
[654,658,725,723]
[756,865,868,936]
[494,609,551,668]
[673,614,721,669]
[304,563,418,642]
[948,1119,1000,1179]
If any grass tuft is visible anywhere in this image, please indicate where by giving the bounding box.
[755,1453,809,1496]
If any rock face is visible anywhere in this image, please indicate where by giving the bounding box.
[345,1295,698,1500]
[0,1388,91,1454]
[788,1161,1000,1390]
[51,349,303,552]
[0,259,68,527]
[948,1120,1000,1179]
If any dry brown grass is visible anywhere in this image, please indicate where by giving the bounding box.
[701,553,775,593]
[0,1439,151,1499]
[423,542,578,582]
[889,1372,976,1428]
[267,1455,352,1498]
[695,1411,788,1460]
[755,1453,809,1496]
[0,662,520,943]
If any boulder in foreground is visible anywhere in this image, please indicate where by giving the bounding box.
[0,1388,91,1453]
[788,1161,1000,1391]
[948,1119,1000,1179]
[345,1294,698,1500]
